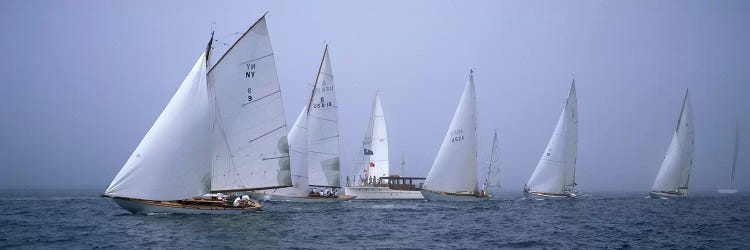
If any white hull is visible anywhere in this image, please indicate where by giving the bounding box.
[649,191,687,199]
[420,189,490,202]
[344,186,424,200]
[718,189,738,194]
[112,198,259,214]
[247,193,355,203]
[522,191,576,200]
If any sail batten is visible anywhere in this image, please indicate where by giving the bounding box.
[423,71,478,194]
[526,81,578,194]
[651,90,694,194]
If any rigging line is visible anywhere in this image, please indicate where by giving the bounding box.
[314,135,339,141]
[212,95,243,188]
[249,125,286,144]
[239,53,274,65]
[242,90,280,107]
[262,156,289,160]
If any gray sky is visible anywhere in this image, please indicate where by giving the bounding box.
[1,0,748,192]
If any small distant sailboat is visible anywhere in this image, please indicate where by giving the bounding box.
[250,45,354,202]
[102,13,292,214]
[718,121,740,194]
[344,94,426,200]
[421,70,491,201]
[482,129,501,194]
[650,90,694,199]
[524,80,578,199]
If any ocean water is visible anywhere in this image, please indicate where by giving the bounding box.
[1,190,749,249]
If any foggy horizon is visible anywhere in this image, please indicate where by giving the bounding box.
[2,0,749,193]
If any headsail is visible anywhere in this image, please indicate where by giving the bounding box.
[651,90,694,194]
[359,94,390,181]
[423,70,478,194]
[104,52,212,201]
[208,13,292,192]
[526,80,578,194]
[306,45,341,187]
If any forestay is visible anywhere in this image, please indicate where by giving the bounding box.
[306,46,341,187]
[652,90,694,193]
[208,14,291,192]
[104,52,212,201]
[526,81,578,194]
[423,71,478,194]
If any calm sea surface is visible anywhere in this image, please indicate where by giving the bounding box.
[1,190,749,249]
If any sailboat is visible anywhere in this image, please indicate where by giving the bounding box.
[650,90,694,199]
[421,70,491,201]
[249,45,354,202]
[482,129,500,195]
[718,121,739,194]
[524,80,578,199]
[102,13,292,214]
[344,93,426,200]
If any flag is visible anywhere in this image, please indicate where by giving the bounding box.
[369,162,375,168]
[364,149,374,155]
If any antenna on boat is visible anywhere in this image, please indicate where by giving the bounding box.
[401,152,405,176]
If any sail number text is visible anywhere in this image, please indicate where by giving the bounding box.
[450,129,464,142]
[247,88,253,102]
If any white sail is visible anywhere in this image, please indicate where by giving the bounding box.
[484,129,501,190]
[104,52,212,201]
[362,94,390,181]
[526,81,578,194]
[306,45,341,187]
[423,71,478,194]
[730,121,739,186]
[651,90,694,194]
[263,104,310,197]
[208,14,291,192]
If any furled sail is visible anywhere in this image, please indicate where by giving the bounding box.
[306,46,341,187]
[208,14,291,192]
[526,81,578,194]
[651,90,694,194]
[104,52,212,201]
[423,71,478,194]
[360,94,390,181]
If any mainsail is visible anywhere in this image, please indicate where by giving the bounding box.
[359,94,390,181]
[104,52,212,201]
[651,90,694,194]
[306,45,341,187]
[484,129,501,191]
[526,81,578,194]
[208,14,292,192]
[423,71,478,194]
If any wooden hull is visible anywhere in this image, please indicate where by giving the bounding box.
[344,186,424,200]
[112,197,261,214]
[247,193,356,203]
[420,189,491,201]
[523,190,576,199]
[649,191,687,199]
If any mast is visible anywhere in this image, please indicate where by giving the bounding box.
[731,121,740,186]
[401,152,405,176]
[483,129,498,193]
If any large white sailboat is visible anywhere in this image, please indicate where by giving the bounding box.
[344,94,426,200]
[650,90,694,199]
[524,80,578,199]
[102,13,291,214]
[718,121,739,194]
[250,46,354,202]
[421,70,491,201]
